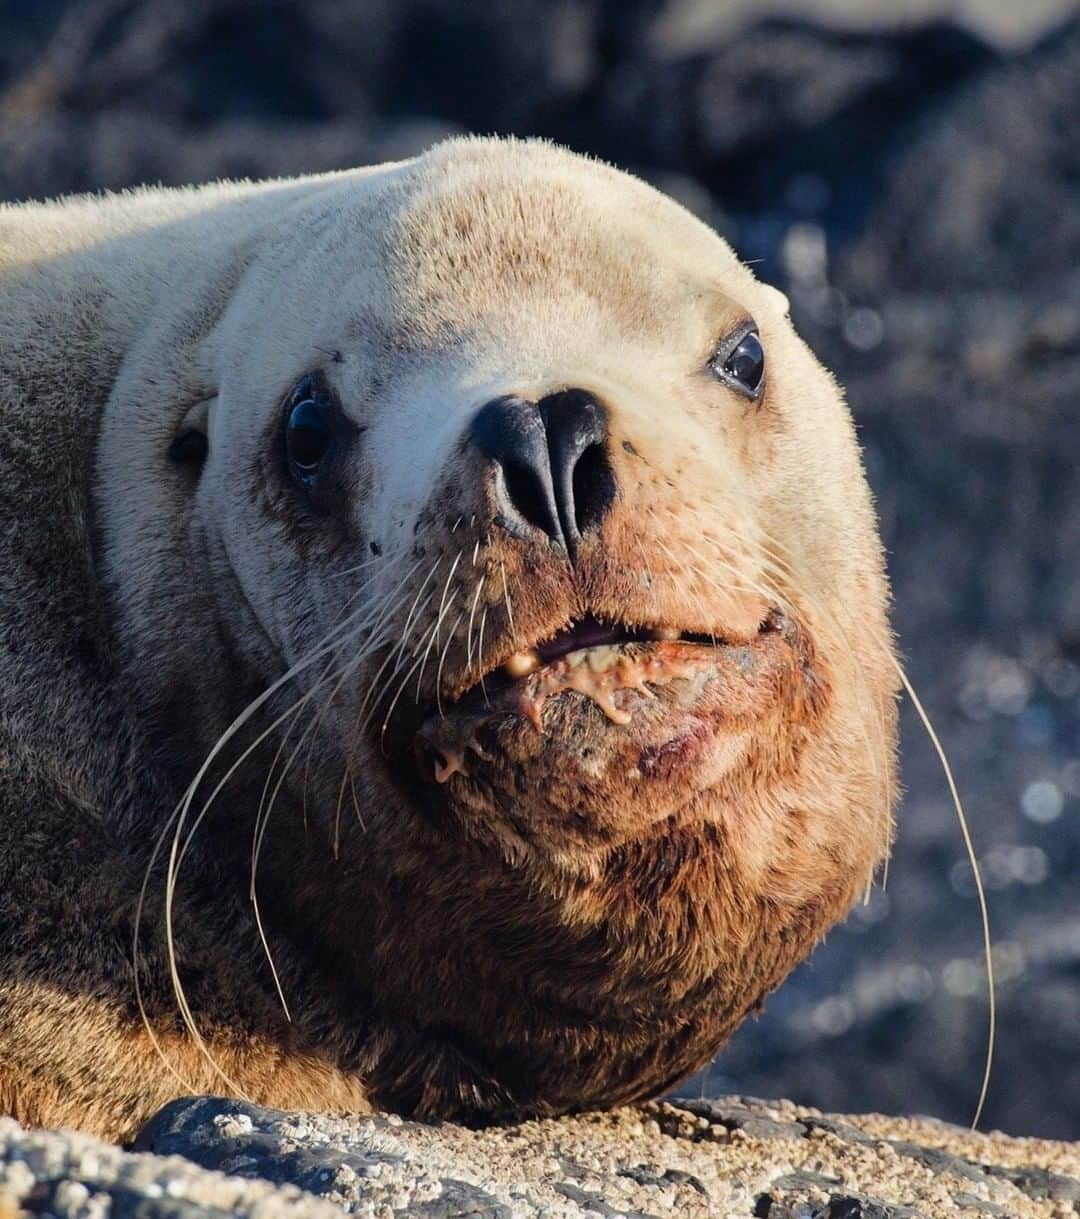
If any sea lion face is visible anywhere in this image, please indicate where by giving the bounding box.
[105,138,898,1121]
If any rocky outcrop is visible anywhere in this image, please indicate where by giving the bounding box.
[2,1096,1079,1218]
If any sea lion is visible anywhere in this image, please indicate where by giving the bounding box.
[0,137,898,1143]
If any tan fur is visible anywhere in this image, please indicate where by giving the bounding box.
[0,137,898,1143]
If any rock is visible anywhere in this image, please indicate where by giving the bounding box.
[2,1096,1079,1218]
[589,18,996,233]
[843,17,1080,292]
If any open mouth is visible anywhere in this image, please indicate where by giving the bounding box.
[417,611,785,784]
[504,616,717,672]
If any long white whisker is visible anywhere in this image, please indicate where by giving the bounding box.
[466,574,487,675]
[435,610,466,711]
[145,573,411,1091]
[417,550,463,707]
[500,560,515,644]
[892,656,995,1131]
[477,604,490,706]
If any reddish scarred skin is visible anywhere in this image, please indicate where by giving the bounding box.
[420,641,728,781]
[417,630,807,846]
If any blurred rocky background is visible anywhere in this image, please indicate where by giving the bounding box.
[2,0,1078,1141]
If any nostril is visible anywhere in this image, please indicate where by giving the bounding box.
[470,395,562,544]
[469,389,616,558]
[571,442,616,539]
[502,458,555,538]
[540,388,614,555]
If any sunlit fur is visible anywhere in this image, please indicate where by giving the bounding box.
[0,137,898,1141]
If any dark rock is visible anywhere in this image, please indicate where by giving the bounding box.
[823,1197,924,1219]
[552,1181,661,1218]
[845,17,1080,292]
[618,1164,710,1197]
[674,1098,808,1140]
[773,1170,844,1192]
[982,1162,1080,1203]
[803,1118,877,1146]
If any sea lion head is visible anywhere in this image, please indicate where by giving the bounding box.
[99,137,898,1121]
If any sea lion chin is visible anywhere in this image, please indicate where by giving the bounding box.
[0,134,899,1140]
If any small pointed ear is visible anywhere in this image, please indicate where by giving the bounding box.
[760,283,791,317]
[168,397,212,465]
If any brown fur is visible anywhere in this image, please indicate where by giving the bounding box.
[0,137,898,1142]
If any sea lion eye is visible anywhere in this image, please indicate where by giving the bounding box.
[285,377,336,487]
[710,326,765,400]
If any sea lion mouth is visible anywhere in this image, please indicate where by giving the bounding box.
[413,609,790,786]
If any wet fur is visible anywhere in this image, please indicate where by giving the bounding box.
[0,138,897,1141]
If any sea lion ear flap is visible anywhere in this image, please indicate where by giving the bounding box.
[759,283,791,317]
[168,396,212,466]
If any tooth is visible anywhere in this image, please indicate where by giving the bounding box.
[587,645,619,672]
[503,649,540,678]
[649,627,681,641]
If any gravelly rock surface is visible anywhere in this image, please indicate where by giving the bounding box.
[3,1096,1080,1218]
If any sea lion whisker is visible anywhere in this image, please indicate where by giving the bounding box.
[348,767,366,830]
[162,690,317,1097]
[136,592,379,1020]
[378,605,459,741]
[329,762,368,847]
[242,613,407,1019]
[293,622,411,825]
[351,610,434,750]
[353,589,437,731]
[642,508,762,607]
[244,590,410,870]
[160,596,406,1071]
[248,683,330,1021]
[404,610,447,713]
[260,657,337,842]
[329,552,385,581]
[133,809,204,1098]
[499,559,515,643]
[418,549,464,703]
[341,556,446,734]
[387,554,445,665]
[630,531,658,593]
[892,656,995,1131]
[250,619,405,983]
[466,573,487,675]
[142,584,390,953]
[756,541,895,900]
[297,586,420,809]
[333,766,350,860]
[733,536,889,796]
[477,604,490,706]
[435,610,466,713]
[762,529,988,1128]
[212,633,393,1019]
[388,579,464,734]
[335,553,423,620]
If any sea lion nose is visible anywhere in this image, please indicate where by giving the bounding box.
[469,389,616,559]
